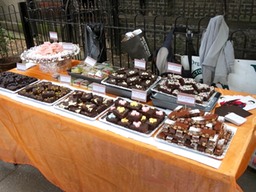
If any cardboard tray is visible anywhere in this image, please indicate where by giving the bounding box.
[67,69,102,84]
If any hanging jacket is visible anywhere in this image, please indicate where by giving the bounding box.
[199,15,235,85]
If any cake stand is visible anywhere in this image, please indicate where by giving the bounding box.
[20,43,80,77]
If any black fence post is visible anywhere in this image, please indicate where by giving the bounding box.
[19,2,34,49]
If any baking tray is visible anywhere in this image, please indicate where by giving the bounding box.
[99,97,166,137]
[99,112,164,137]
[16,80,73,106]
[154,123,236,160]
[151,91,221,112]
[54,90,115,121]
[101,76,161,101]
[0,71,38,93]
[150,83,221,112]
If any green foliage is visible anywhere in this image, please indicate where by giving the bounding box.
[0,26,9,57]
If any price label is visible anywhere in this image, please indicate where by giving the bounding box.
[16,62,36,71]
[59,75,71,84]
[177,92,195,106]
[131,89,147,103]
[134,59,146,70]
[167,62,182,74]
[62,42,73,50]
[84,56,97,66]
[49,31,58,41]
[92,83,106,94]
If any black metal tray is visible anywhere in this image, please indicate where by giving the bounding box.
[151,91,221,112]
[101,77,161,101]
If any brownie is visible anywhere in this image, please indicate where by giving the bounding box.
[127,76,139,85]
[166,79,180,89]
[130,84,145,90]
[118,117,131,127]
[114,98,129,107]
[141,79,153,89]
[127,110,143,122]
[152,109,166,121]
[80,103,97,113]
[106,78,117,85]
[179,85,195,94]
[129,121,149,133]
[106,112,119,124]
[146,117,160,130]
[80,92,93,102]
[140,106,156,117]
[117,81,129,88]
[91,95,104,105]
[125,68,139,77]
[127,101,142,110]
[139,70,151,79]
[112,106,129,119]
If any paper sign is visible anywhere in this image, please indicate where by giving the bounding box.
[134,59,146,70]
[177,92,195,106]
[62,42,74,50]
[92,83,106,94]
[49,31,58,41]
[131,89,147,102]
[16,62,36,71]
[59,75,71,84]
[167,62,182,74]
[84,56,97,66]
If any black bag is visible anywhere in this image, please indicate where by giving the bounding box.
[121,32,151,61]
[84,23,107,63]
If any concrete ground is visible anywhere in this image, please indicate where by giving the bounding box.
[0,160,256,192]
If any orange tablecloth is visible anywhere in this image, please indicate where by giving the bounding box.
[0,65,255,192]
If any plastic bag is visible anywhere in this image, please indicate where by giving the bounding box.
[121,29,151,61]
[84,23,107,62]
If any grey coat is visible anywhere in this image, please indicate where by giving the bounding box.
[199,15,235,85]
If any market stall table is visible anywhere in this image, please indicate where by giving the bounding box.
[0,64,255,192]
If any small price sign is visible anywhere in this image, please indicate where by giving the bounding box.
[84,56,97,66]
[92,83,106,94]
[49,31,58,41]
[58,74,71,84]
[134,59,146,70]
[131,89,147,103]
[177,92,195,106]
[167,62,182,74]
[62,42,73,50]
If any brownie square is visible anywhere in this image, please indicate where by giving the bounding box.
[129,121,149,133]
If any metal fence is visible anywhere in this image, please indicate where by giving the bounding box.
[1,0,256,71]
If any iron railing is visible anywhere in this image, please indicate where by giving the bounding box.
[0,0,256,72]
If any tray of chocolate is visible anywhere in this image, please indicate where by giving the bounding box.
[150,74,221,111]
[54,90,115,120]
[0,71,38,93]
[101,68,160,101]
[99,97,166,137]
[17,80,72,105]
[154,106,235,159]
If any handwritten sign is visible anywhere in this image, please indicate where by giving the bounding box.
[131,89,147,102]
[177,92,195,106]
[134,59,146,70]
[59,74,71,84]
[167,62,182,74]
[92,83,106,94]
[84,56,97,66]
[49,31,58,41]
[16,62,36,71]
[62,42,74,50]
